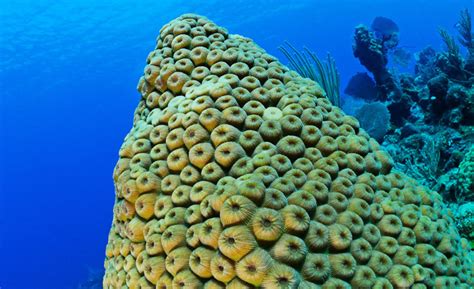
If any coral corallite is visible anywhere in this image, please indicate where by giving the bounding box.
[103,14,473,288]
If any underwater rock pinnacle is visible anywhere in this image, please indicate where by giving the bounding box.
[103,14,473,288]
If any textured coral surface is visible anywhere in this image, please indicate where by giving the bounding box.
[103,14,473,288]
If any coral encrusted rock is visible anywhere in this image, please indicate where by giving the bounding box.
[103,14,473,289]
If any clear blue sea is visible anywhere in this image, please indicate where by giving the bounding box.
[0,0,472,288]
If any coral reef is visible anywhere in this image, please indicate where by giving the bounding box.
[400,9,473,128]
[449,202,474,248]
[344,72,377,101]
[103,14,473,288]
[391,47,412,67]
[383,129,471,199]
[371,16,399,45]
[347,10,474,242]
[352,23,401,101]
[458,144,474,199]
[354,102,390,141]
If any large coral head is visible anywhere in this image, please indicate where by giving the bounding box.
[103,14,473,289]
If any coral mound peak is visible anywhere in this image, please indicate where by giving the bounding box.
[103,14,473,288]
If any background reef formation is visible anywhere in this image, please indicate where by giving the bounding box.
[104,14,473,288]
[341,12,474,243]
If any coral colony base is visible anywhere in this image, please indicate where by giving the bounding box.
[103,14,473,288]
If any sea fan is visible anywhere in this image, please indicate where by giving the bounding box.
[354,102,390,141]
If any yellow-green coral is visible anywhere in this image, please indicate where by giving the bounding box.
[103,14,473,288]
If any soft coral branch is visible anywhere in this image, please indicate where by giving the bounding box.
[456,8,474,53]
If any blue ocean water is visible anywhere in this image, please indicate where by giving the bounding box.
[0,0,471,288]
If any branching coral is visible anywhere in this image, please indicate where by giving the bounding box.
[438,27,467,81]
[437,9,474,83]
[457,9,474,53]
[439,28,461,59]
[279,42,341,107]
[103,14,473,289]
